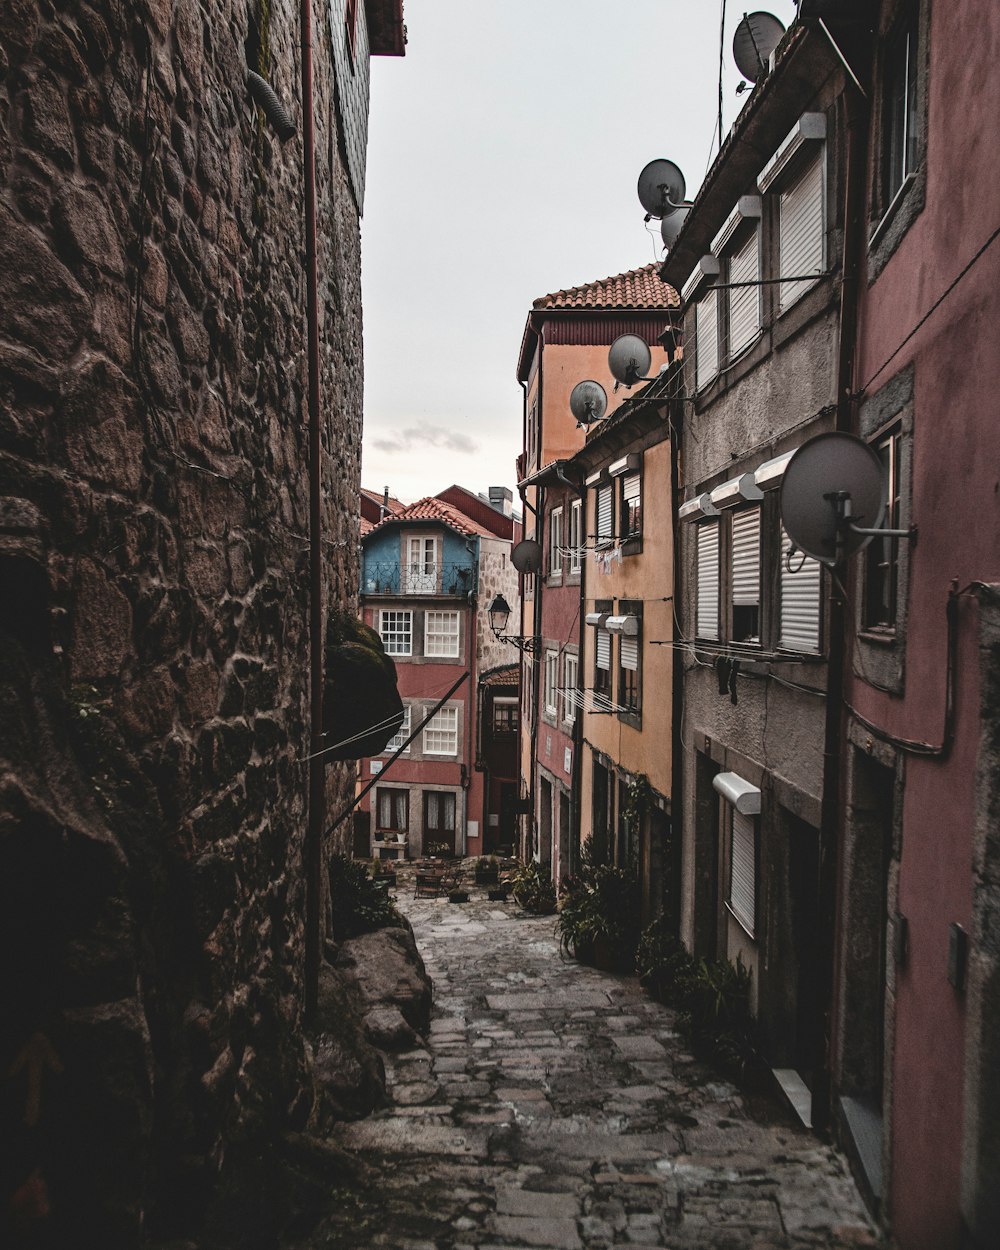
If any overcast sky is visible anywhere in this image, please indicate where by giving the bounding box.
[360,0,799,504]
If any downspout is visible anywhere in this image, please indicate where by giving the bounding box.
[812,81,870,1133]
[554,463,588,879]
[302,0,324,1025]
[529,337,544,861]
[668,378,684,932]
[465,541,477,854]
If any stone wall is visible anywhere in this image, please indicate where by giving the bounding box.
[0,0,364,1241]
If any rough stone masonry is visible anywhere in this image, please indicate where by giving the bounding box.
[0,1,365,1242]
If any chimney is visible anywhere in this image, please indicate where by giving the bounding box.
[488,486,513,517]
[381,485,390,520]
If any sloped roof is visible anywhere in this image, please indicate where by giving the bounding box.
[533,262,678,311]
[367,495,497,540]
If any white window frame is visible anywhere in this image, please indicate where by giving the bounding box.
[379,609,412,656]
[549,507,563,576]
[406,535,438,594]
[382,705,411,754]
[424,609,460,658]
[569,499,583,574]
[423,705,458,756]
[563,652,578,725]
[544,649,559,717]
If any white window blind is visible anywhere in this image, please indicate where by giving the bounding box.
[383,706,410,754]
[696,521,720,640]
[623,473,640,502]
[728,231,760,357]
[779,151,824,311]
[731,508,761,606]
[620,634,639,671]
[780,527,822,652]
[729,809,756,935]
[424,610,460,657]
[569,500,583,573]
[596,628,611,670]
[549,508,563,574]
[423,705,458,755]
[597,485,613,545]
[563,653,578,723]
[696,289,719,389]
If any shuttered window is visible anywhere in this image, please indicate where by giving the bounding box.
[596,629,611,670]
[696,521,720,640]
[779,151,824,311]
[729,809,756,935]
[780,526,822,652]
[696,289,719,389]
[731,507,761,644]
[622,472,641,538]
[620,634,639,671]
[728,230,760,358]
[597,485,614,545]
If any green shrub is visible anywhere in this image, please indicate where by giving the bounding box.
[329,854,406,940]
[636,916,695,1002]
[510,860,557,914]
[674,955,762,1080]
[557,863,641,970]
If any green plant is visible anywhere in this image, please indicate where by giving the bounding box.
[328,854,405,940]
[635,916,695,1002]
[674,955,763,1080]
[426,840,451,858]
[510,860,557,914]
[557,863,642,970]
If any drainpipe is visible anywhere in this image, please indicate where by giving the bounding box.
[812,82,870,1133]
[554,463,587,878]
[465,546,477,855]
[302,0,324,1025]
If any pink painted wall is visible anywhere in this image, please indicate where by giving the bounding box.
[847,2,1000,1243]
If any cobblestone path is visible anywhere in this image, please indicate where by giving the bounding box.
[312,887,878,1249]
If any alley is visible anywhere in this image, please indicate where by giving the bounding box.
[311,887,878,1249]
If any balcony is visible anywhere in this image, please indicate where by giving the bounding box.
[362,561,477,597]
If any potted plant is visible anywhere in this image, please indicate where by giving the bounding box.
[448,887,470,904]
[487,879,512,902]
[557,862,641,972]
[510,861,557,915]
[473,855,499,885]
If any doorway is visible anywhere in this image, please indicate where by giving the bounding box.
[423,790,457,856]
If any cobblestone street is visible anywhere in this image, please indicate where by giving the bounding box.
[305,882,878,1249]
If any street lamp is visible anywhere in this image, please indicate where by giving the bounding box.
[487,593,539,653]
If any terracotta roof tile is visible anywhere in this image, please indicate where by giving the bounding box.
[533,262,678,311]
[368,496,497,540]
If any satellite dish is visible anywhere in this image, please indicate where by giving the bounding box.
[780,432,885,565]
[569,380,608,426]
[511,539,542,575]
[608,334,652,388]
[660,205,691,249]
[637,159,687,219]
[733,12,786,83]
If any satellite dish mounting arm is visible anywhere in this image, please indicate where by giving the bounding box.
[825,490,918,545]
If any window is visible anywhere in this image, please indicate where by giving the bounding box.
[696,521,721,640]
[424,610,460,657]
[424,705,458,755]
[563,653,578,725]
[622,471,641,541]
[731,507,761,644]
[727,229,760,358]
[596,484,614,546]
[728,809,757,937]
[883,15,919,206]
[406,536,437,594]
[864,428,902,631]
[594,600,612,701]
[345,0,360,60]
[379,609,412,656]
[544,650,559,717]
[492,696,518,735]
[383,706,411,754]
[549,507,563,576]
[569,500,583,574]
[778,150,825,312]
[375,787,408,833]
[780,528,822,652]
[424,790,456,847]
[617,606,641,715]
[527,399,538,467]
[695,288,719,389]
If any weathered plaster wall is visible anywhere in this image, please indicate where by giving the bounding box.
[0,0,363,1240]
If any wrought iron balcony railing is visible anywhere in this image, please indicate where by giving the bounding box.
[361,561,477,597]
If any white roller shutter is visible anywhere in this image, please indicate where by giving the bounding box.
[597,485,613,544]
[696,521,720,639]
[696,289,719,389]
[730,809,756,935]
[780,527,822,652]
[623,472,640,502]
[596,629,610,671]
[620,634,639,671]
[779,151,824,311]
[728,230,760,357]
[732,508,761,606]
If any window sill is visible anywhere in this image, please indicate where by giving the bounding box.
[725,901,756,942]
[617,709,641,730]
[621,536,642,556]
[857,627,898,647]
[869,172,917,251]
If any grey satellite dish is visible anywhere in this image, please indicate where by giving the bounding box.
[569,380,608,426]
[511,539,542,575]
[637,159,687,219]
[660,205,691,249]
[733,12,786,83]
[780,432,885,564]
[608,334,653,388]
